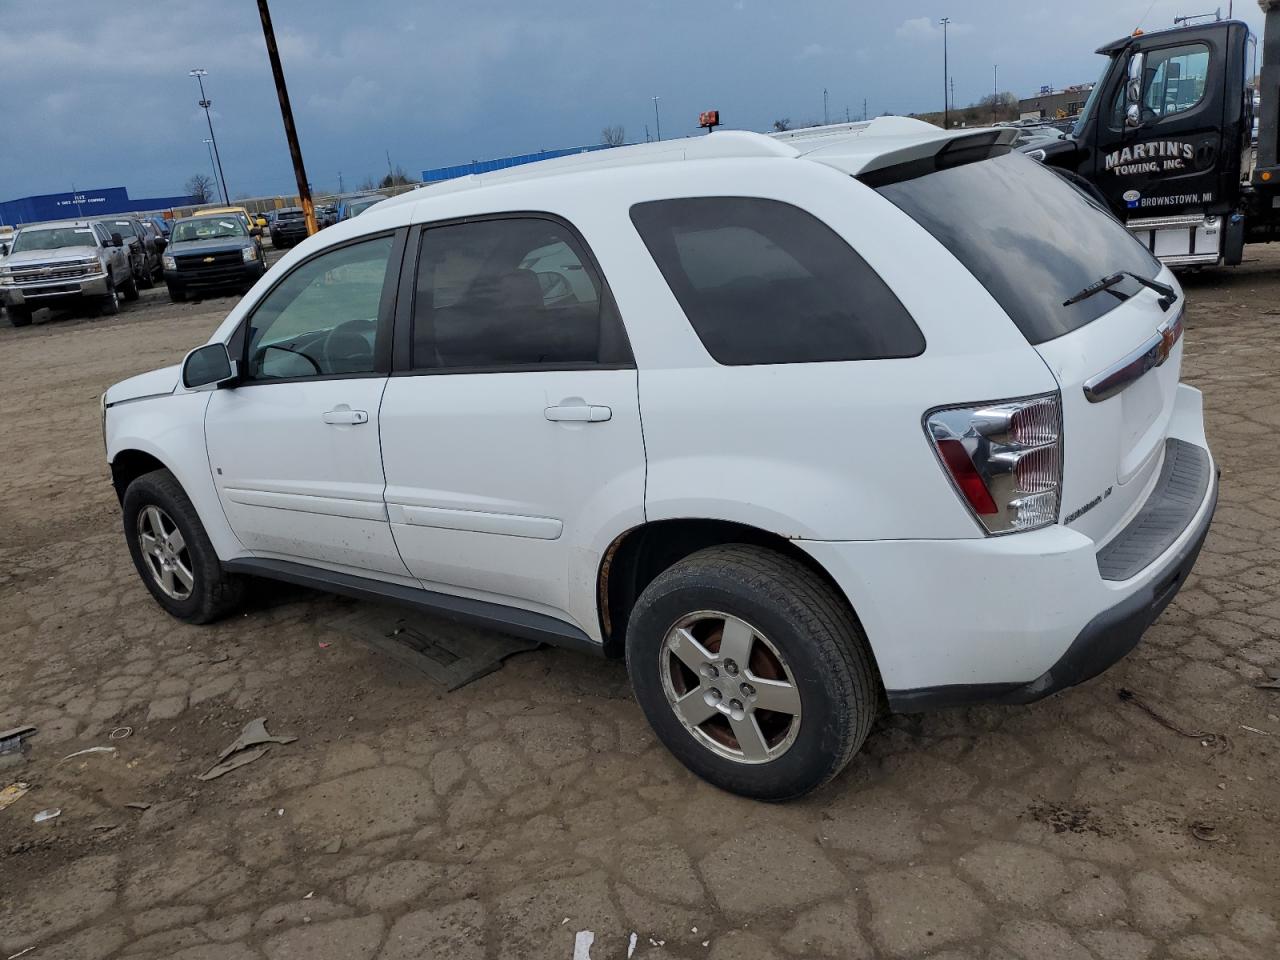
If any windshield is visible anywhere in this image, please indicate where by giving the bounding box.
[12,227,99,252]
[1071,59,1114,138]
[876,151,1161,344]
[171,218,248,242]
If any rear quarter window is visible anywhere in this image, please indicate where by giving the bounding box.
[629,197,924,365]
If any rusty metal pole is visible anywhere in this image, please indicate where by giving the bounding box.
[256,0,317,236]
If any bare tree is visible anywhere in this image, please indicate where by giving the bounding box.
[379,165,414,189]
[184,173,215,204]
[601,125,626,147]
[772,118,792,132]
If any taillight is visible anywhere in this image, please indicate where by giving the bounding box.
[924,393,1062,535]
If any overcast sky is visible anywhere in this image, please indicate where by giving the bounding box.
[1,0,1267,200]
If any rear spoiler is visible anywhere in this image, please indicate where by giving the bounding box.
[855,129,1020,188]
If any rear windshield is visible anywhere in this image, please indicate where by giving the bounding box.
[875,151,1161,344]
[630,197,924,365]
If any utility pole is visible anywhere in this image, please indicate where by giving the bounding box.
[338,170,344,193]
[940,17,951,128]
[256,0,316,236]
[652,97,662,141]
[644,123,651,143]
[386,149,395,185]
[951,77,956,121]
[846,106,851,122]
[863,97,868,121]
[189,69,229,204]
[823,87,829,125]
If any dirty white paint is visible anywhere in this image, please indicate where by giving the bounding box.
[572,930,594,960]
[627,932,638,957]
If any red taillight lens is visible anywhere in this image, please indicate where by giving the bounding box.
[935,439,999,514]
[925,393,1063,535]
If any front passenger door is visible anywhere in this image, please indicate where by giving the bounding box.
[205,232,414,579]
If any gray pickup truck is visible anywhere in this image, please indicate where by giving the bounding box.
[0,220,137,326]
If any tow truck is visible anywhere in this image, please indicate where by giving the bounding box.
[1031,0,1279,267]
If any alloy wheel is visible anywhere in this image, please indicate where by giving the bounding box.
[137,505,194,600]
[658,611,802,764]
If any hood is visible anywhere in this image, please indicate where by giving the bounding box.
[5,246,101,265]
[105,364,181,406]
[167,237,254,255]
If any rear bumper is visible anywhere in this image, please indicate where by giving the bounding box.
[798,383,1216,712]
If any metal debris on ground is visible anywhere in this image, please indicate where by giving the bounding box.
[335,605,541,691]
[0,726,36,765]
[1191,820,1226,842]
[124,801,151,811]
[1256,667,1280,691]
[32,808,61,824]
[61,746,118,761]
[0,782,31,811]
[109,726,133,740]
[196,717,297,782]
[1117,687,1225,745]
[7,946,37,960]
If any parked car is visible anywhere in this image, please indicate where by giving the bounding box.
[150,216,172,240]
[268,206,308,247]
[103,120,1216,799]
[338,195,383,220]
[97,216,159,288]
[162,213,266,301]
[1,219,135,324]
[139,218,167,256]
[316,203,338,228]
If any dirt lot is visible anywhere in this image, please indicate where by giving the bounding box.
[1,248,1278,960]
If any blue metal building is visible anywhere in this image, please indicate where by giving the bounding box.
[421,144,615,183]
[0,186,198,227]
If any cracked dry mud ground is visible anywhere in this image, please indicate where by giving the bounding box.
[1,249,1279,960]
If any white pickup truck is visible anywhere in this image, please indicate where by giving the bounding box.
[103,118,1216,800]
[0,219,137,326]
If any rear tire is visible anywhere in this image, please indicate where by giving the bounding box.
[626,544,880,801]
[7,306,32,327]
[122,273,140,301]
[122,468,244,624]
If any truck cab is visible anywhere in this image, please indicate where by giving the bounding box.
[1042,16,1276,267]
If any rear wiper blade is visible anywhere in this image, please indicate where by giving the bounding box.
[1063,271,1177,310]
[1063,272,1128,306]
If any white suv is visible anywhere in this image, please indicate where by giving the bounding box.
[104,119,1216,800]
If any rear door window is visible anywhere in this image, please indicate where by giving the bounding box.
[409,217,631,370]
[875,151,1162,344]
[629,197,923,365]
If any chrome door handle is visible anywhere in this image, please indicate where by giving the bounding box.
[321,407,369,425]
[544,403,611,423]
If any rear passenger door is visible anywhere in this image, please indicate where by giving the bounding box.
[379,214,645,635]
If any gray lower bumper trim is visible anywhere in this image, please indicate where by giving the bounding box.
[1096,438,1211,581]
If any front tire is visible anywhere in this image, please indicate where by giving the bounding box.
[7,306,32,327]
[122,469,244,624]
[626,545,880,801]
[167,284,186,302]
[122,273,141,301]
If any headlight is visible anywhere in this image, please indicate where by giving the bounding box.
[0,268,12,285]
[242,245,258,263]
[162,255,176,271]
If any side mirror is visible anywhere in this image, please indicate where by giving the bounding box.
[250,227,262,237]
[182,343,237,390]
[1125,52,1145,109]
[111,233,124,247]
[1125,103,1142,129]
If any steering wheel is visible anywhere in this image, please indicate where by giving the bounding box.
[321,318,375,373]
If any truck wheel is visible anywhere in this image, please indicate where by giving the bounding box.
[167,285,186,303]
[100,283,121,316]
[122,468,245,624]
[122,273,141,301]
[137,265,154,290]
[625,545,880,801]
[7,306,32,327]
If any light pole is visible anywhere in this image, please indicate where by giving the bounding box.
[189,69,229,204]
[939,17,950,129]
[202,139,218,200]
[652,96,662,142]
[993,64,998,123]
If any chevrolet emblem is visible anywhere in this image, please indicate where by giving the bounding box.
[203,256,216,263]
